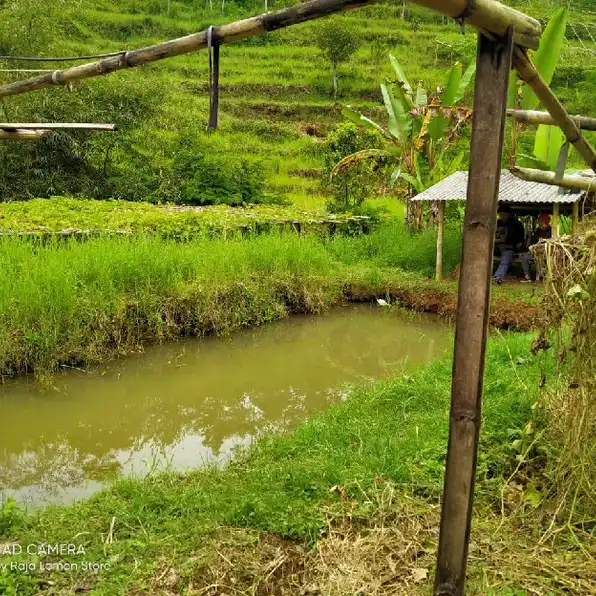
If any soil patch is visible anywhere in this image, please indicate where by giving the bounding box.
[346,282,540,331]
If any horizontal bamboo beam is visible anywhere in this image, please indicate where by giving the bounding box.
[513,48,596,173]
[507,109,596,131]
[410,0,541,49]
[0,130,47,140]
[511,166,596,192]
[0,123,117,130]
[0,0,540,99]
[0,0,376,99]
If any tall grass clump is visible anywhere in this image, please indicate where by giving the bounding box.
[0,233,343,378]
[328,222,462,277]
[533,229,596,528]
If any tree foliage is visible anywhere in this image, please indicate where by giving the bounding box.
[315,18,360,99]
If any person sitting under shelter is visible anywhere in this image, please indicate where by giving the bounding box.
[493,204,525,285]
[520,213,552,283]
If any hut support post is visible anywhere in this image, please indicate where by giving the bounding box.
[434,30,513,596]
[436,201,445,281]
[572,201,579,236]
[552,203,560,238]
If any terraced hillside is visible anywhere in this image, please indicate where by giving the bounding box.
[0,0,594,205]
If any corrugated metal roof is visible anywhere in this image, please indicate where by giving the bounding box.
[411,170,584,204]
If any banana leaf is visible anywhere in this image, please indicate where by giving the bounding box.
[521,7,568,111]
[331,149,389,177]
[516,153,551,171]
[441,63,462,106]
[381,83,411,141]
[453,61,476,104]
[534,123,565,169]
[389,53,413,102]
[415,84,428,108]
[341,106,391,141]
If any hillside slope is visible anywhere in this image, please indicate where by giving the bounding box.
[0,0,594,204]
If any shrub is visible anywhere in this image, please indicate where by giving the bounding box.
[0,75,169,201]
[321,122,385,214]
[170,143,270,206]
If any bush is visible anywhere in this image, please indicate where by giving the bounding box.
[170,142,270,206]
[0,75,169,201]
[321,122,385,214]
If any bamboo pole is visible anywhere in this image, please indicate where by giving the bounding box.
[507,109,596,132]
[511,166,596,192]
[513,48,596,173]
[436,201,445,281]
[434,29,513,596]
[552,203,560,238]
[572,201,579,236]
[0,130,47,140]
[411,0,541,49]
[0,0,540,100]
[0,123,117,130]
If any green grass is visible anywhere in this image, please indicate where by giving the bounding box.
[0,0,594,205]
[0,197,367,237]
[0,223,465,377]
[0,333,562,595]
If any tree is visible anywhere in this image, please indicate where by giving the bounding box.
[322,121,384,214]
[336,55,476,227]
[315,18,360,100]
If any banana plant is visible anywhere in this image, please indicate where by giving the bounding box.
[510,7,570,175]
[334,54,475,202]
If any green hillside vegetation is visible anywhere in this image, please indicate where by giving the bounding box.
[0,0,594,207]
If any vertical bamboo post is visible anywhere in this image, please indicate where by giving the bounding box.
[552,203,560,238]
[572,201,579,236]
[436,201,446,281]
[434,29,513,596]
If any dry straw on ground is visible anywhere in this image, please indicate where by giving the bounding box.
[533,228,596,532]
[151,481,596,595]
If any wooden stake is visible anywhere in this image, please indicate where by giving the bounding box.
[572,201,579,236]
[552,203,560,238]
[511,166,596,192]
[436,201,445,281]
[507,109,596,132]
[0,0,540,100]
[434,29,513,596]
[513,48,596,172]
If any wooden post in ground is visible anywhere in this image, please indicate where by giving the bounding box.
[434,29,513,596]
[436,201,446,281]
[552,203,560,238]
[572,201,579,236]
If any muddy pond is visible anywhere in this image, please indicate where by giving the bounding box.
[0,304,452,507]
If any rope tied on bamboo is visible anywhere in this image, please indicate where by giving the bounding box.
[207,25,220,131]
[454,0,476,34]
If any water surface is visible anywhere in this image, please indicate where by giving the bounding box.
[0,305,451,507]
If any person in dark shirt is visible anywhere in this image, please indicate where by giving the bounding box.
[493,204,526,284]
[521,213,552,282]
